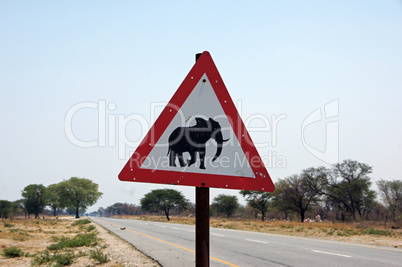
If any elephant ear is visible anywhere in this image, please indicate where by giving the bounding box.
[194,117,208,128]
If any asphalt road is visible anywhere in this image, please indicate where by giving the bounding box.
[91,217,402,267]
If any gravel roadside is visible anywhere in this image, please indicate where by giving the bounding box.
[92,218,161,267]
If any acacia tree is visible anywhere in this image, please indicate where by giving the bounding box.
[107,202,125,216]
[240,190,271,221]
[271,195,294,220]
[212,194,239,218]
[106,202,142,216]
[0,200,12,219]
[21,184,47,219]
[15,199,28,218]
[377,179,402,224]
[140,189,189,221]
[97,207,105,217]
[273,175,319,222]
[0,200,20,219]
[303,160,376,221]
[58,177,103,218]
[47,183,64,216]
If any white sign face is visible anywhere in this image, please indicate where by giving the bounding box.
[141,74,255,178]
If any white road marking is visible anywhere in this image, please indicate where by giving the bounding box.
[212,233,224,237]
[187,230,195,233]
[246,239,268,244]
[172,227,180,230]
[312,250,352,258]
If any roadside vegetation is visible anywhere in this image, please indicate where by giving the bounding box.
[2,160,400,229]
[0,218,109,266]
[116,215,402,248]
[97,160,402,229]
[0,177,102,220]
[1,159,401,265]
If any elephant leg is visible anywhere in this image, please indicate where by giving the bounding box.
[187,150,197,167]
[199,147,206,169]
[178,153,186,167]
[169,150,176,167]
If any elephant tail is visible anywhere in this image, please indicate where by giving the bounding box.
[167,146,171,156]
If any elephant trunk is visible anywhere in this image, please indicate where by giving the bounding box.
[212,130,229,162]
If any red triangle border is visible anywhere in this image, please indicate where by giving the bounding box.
[119,51,275,192]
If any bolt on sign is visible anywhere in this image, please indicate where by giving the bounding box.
[119,51,274,192]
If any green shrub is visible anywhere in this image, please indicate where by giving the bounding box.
[51,236,60,242]
[86,225,96,232]
[2,246,24,258]
[47,240,65,251]
[48,233,98,250]
[223,224,235,229]
[53,252,75,266]
[71,219,91,226]
[19,231,31,236]
[3,222,14,228]
[32,250,52,265]
[31,250,75,266]
[364,227,390,236]
[89,248,110,264]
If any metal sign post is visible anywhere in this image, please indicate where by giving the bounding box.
[195,53,210,267]
[196,186,209,267]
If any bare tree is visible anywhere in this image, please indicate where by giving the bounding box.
[303,160,376,221]
[273,175,319,222]
[377,179,402,225]
[240,190,271,221]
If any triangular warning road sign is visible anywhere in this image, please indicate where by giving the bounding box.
[119,51,275,192]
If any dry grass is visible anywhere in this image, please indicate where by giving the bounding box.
[0,217,118,266]
[0,216,98,266]
[114,215,402,248]
[0,216,158,266]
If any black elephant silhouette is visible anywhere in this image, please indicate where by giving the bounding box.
[167,117,230,169]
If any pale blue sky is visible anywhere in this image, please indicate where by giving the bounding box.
[1,1,401,211]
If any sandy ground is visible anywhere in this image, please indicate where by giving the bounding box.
[86,219,160,267]
[0,217,160,267]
